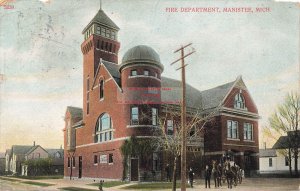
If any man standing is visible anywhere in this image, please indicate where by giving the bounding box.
[165,164,171,182]
[205,165,211,188]
[188,167,195,188]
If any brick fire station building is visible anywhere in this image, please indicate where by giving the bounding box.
[63,8,260,180]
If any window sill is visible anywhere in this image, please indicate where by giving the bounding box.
[100,98,104,101]
[227,138,240,141]
[244,140,254,142]
[127,125,158,128]
[108,163,113,165]
[128,75,161,81]
[94,163,98,166]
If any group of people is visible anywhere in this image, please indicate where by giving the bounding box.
[187,160,244,189]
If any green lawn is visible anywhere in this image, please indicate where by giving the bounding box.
[88,181,128,188]
[22,181,55,187]
[121,182,190,190]
[13,175,63,180]
[59,187,98,191]
[0,177,21,182]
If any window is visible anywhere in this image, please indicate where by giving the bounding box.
[167,120,174,135]
[96,26,100,34]
[101,27,105,36]
[94,155,98,164]
[269,158,272,167]
[95,113,113,143]
[154,72,158,78]
[285,156,289,166]
[152,108,158,126]
[67,157,70,168]
[227,120,238,139]
[131,107,139,125]
[87,77,90,115]
[190,127,195,136]
[144,70,149,76]
[109,154,113,164]
[111,31,116,40]
[72,157,75,167]
[131,70,137,76]
[234,93,245,109]
[244,123,253,140]
[97,40,100,49]
[99,80,104,99]
[55,152,61,158]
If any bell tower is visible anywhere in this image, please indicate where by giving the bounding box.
[81,7,120,117]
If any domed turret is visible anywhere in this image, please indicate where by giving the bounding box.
[120,45,163,89]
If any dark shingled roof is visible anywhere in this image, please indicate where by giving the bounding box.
[25,145,39,155]
[201,81,235,110]
[11,145,34,155]
[259,149,277,157]
[67,106,82,119]
[102,60,121,86]
[82,9,119,33]
[46,149,64,158]
[272,136,291,149]
[161,77,203,109]
[96,61,237,110]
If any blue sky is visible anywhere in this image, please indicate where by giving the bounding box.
[0,0,299,152]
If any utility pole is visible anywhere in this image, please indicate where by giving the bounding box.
[171,43,195,191]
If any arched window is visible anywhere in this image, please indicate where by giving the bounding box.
[234,93,245,109]
[99,80,104,99]
[95,113,113,143]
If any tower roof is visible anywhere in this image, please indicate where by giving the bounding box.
[82,9,120,34]
[120,45,164,71]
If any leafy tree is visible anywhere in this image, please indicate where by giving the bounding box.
[264,92,300,177]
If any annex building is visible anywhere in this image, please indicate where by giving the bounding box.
[63,7,260,181]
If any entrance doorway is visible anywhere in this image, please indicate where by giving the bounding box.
[131,158,139,181]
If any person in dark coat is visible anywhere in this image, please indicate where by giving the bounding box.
[165,164,171,182]
[188,167,195,188]
[204,165,211,188]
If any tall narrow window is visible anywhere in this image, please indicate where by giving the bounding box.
[269,158,272,167]
[167,120,174,135]
[227,120,238,139]
[109,154,113,164]
[131,107,139,125]
[67,157,70,168]
[244,123,253,140]
[72,157,75,167]
[87,77,90,115]
[234,93,245,109]
[97,40,100,49]
[99,80,104,99]
[285,156,289,166]
[144,70,149,76]
[94,155,98,164]
[152,108,158,125]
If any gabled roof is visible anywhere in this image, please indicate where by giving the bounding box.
[5,149,11,156]
[102,60,121,86]
[66,106,82,119]
[201,81,235,110]
[25,145,48,156]
[11,145,34,155]
[82,9,119,34]
[46,149,64,158]
[259,149,277,157]
[273,136,291,149]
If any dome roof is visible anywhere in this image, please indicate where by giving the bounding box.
[120,45,164,71]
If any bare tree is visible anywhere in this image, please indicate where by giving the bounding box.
[264,92,300,177]
[153,104,218,191]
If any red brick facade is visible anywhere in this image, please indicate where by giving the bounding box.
[63,8,260,180]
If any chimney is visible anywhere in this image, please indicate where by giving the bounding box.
[33,141,35,146]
